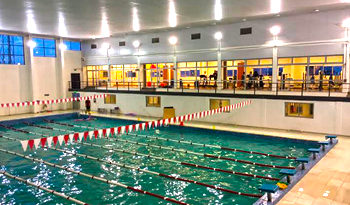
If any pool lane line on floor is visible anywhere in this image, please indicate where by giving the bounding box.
[23,122,73,133]
[8,123,294,171]
[0,170,90,205]
[39,121,296,170]
[0,134,272,197]
[45,120,297,160]
[0,148,190,205]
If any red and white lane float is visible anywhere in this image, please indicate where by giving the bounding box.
[17,100,252,151]
[0,94,106,108]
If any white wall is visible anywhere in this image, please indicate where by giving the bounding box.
[0,35,82,116]
[82,8,350,65]
[77,92,350,136]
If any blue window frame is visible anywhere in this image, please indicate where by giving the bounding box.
[63,40,81,51]
[33,38,56,57]
[0,35,25,65]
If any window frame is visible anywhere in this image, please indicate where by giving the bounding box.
[209,99,230,113]
[0,34,25,65]
[33,38,56,58]
[146,96,161,107]
[104,94,116,104]
[63,40,81,51]
[285,102,314,119]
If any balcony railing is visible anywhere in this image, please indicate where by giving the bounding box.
[69,79,349,98]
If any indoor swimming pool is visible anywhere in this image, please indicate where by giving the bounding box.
[0,113,323,205]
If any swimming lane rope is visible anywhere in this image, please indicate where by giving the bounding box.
[13,123,296,170]
[0,134,278,184]
[0,170,90,205]
[44,120,297,160]
[0,148,189,205]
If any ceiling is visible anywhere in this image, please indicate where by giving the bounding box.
[0,0,349,39]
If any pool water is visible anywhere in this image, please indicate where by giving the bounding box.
[0,114,318,205]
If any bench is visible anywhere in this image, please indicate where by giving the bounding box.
[308,148,320,160]
[318,141,329,152]
[279,169,297,183]
[325,135,337,144]
[295,158,310,170]
[259,184,279,202]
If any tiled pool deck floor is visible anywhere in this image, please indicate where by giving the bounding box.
[0,111,349,205]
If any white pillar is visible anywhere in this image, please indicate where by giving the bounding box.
[272,46,278,91]
[57,38,67,110]
[107,49,111,87]
[217,41,222,89]
[137,55,141,88]
[345,43,350,93]
[173,45,177,89]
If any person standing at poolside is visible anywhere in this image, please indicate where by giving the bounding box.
[85,99,91,116]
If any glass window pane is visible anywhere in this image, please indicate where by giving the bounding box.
[293,57,307,64]
[278,58,292,65]
[177,62,187,68]
[45,48,56,57]
[327,56,343,63]
[14,46,24,55]
[247,59,259,65]
[63,41,71,50]
[33,47,45,56]
[260,59,272,65]
[310,56,326,63]
[234,60,245,66]
[13,36,23,45]
[33,38,44,47]
[14,56,24,65]
[187,62,196,67]
[70,42,81,51]
[44,39,55,48]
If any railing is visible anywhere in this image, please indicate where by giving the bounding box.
[69,79,350,98]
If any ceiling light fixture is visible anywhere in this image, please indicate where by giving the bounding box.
[271,0,281,14]
[214,32,223,40]
[342,18,350,28]
[133,40,141,48]
[59,43,67,50]
[133,8,140,31]
[27,40,36,48]
[169,1,177,27]
[102,43,111,50]
[169,36,178,45]
[215,0,223,20]
[270,26,281,36]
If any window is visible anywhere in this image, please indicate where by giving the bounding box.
[146,96,161,107]
[210,99,230,113]
[119,41,126,46]
[33,38,56,57]
[285,102,314,118]
[91,44,97,49]
[152,38,160,44]
[240,27,252,35]
[0,34,25,65]
[63,41,81,51]
[191,33,201,40]
[104,94,116,104]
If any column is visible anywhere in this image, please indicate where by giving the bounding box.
[107,49,111,87]
[57,38,67,110]
[137,55,141,88]
[217,47,222,89]
[272,46,278,91]
[344,42,350,93]
[173,46,177,89]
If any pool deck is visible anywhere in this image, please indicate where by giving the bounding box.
[0,110,349,205]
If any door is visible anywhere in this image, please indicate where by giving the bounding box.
[87,70,98,87]
[71,73,81,89]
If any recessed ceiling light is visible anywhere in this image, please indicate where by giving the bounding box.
[212,22,217,25]
[186,26,191,29]
[275,14,281,17]
[242,19,247,22]
[314,9,320,12]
